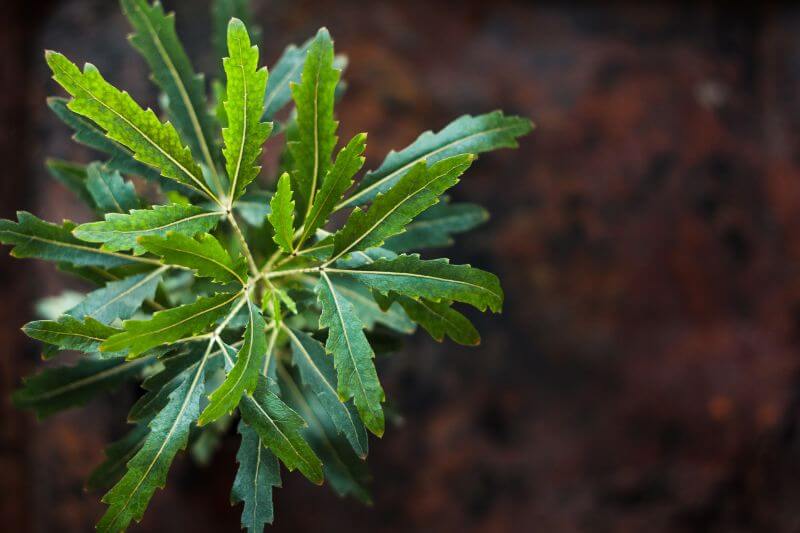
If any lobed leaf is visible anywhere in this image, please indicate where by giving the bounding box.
[231,421,281,531]
[23,315,121,356]
[267,173,295,253]
[138,232,247,285]
[86,162,139,214]
[395,296,480,345]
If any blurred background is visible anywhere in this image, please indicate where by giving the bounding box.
[4,0,800,531]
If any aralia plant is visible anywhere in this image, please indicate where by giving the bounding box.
[2,0,532,531]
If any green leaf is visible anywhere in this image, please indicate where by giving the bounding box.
[234,188,272,227]
[222,18,273,201]
[67,268,164,324]
[199,300,268,424]
[267,173,295,253]
[288,28,340,217]
[239,376,324,484]
[46,51,217,199]
[298,133,367,247]
[0,212,152,268]
[138,232,247,285]
[97,342,212,532]
[86,162,139,214]
[12,355,152,419]
[328,277,414,333]
[102,291,240,357]
[344,111,533,207]
[331,154,475,262]
[316,272,384,436]
[231,420,281,531]
[87,424,149,491]
[262,40,311,121]
[73,203,223,255]
[384,200,488,252]
[285,327,368,457]
[121,0,222,184]
[45,159,95,207]
[396,296,480,345]
[328,254,503,312]
[23,316,121,356]
[47,97,162,183]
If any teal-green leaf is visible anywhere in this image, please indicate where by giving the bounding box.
[121,0,223,183]
[46,51,217,199]
[234,188,272,227]
[138,232,247,285]
[223,18,272,201]
[384,200,488,252]
[67,268,165,324]
[199,299,268,425]
[330,154,475,262]
[12,355,153,419]
[239,376,324,484]
[102,291,240,357]
[73,203,223,255]
[87,424,149,491]
[326,276,414,334]
[23,315,121,356]
[316,272,384,436]
[231,420,281,531]
[97,342,213,532]
[262,40,311,121]
[344,111,534,207]
[285,327,368,457]
[45,159,95,208]
[328,253,503,312]
[85,162,139,214]
[396,296,480,346]
[267,173,295,253]
[288,28,340,218]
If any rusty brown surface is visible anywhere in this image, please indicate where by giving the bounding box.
[3,1,800,532]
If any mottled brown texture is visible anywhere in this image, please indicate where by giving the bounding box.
[3,0,800,532]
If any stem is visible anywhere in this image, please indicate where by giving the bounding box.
[226,212,259,277]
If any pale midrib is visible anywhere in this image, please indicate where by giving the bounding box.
[207,299,258,411]
[326,279,413,332]
[6,229,161,266]
[305,59,323,220]
[340,126,513,209]
[227,34,250,201]
[252,441,263,527]
[28,328,109,343]
[246,394,315,475]
[417,300,462,332]
[96,173,125,213]
[83,210,222,236]
[326,268,499,300]
[158,245,244,285]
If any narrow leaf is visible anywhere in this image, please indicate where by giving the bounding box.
[396,296,480,345]
[67,268,164,324]
[231,421,281,531]
[267,173,295,253]
[23,316,121,355]
[384,200,488,252]
[329,277,414,334]
[85,162,139,214]
[138,232,247,285]
[262,40,311,121]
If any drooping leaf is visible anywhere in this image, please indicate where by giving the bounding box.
[73,203,223,255]
[102,291,240,357]
[199,299,268,424]
[395,296,480,345]
[97,342,213,532]
[85,162,139,214]
[384,200,488,252]
[222,18,272,201]
[23,315,121,356]
[138,232,247,285]
[330,154,475,262]
[328,254,503,312]
[87,424,150,492]
[121,0,223,185]
[344,111,533,207]
[231,420,281,532]
[288,28,340,218]
[46,51,217,199]
[298,132,367,247]
[67,268,165,324]
[0,211,152,268]
[239,376,324,484]
[12,355,153,419]
[316,272,384,436]
[267,172,295,253]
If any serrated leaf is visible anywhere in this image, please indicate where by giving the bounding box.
[12,355,153,419]
[86,162,139,214]
[97,341,212,532]
[344,111,533,207]
[327,253,503,312]
[328,277,414,334]
[239,376,324,484]
[138,232,247,285]
[73,203,223,255]
[67,268,164,324]
[316,272,384,436]
[268,173,295,253]
[121,0,223,188]
[330,154,475,262]
[396,296,480,345]
[288,28,340,218]
[199,299,268,424]
[46,51,217,199]
[384,200,488,252]
[0,212,153,268]
[285,327,368,457]
[231,420,281,531]
[23,315,121,356]
[102,291,240,357]
[223,18,272,201]
[87,424,149,491]
[46,159,95,207]
[298,133,367,248]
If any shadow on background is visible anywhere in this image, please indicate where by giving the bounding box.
[3,1,800,532]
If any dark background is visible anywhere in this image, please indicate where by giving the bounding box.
[3,0,800,531]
